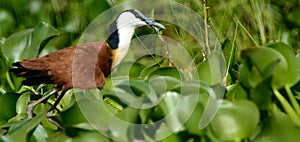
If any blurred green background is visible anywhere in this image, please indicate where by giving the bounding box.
[1,0,300,141]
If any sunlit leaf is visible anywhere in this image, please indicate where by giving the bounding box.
[32,124,48,142]
[210,100,260,141]
[15,92,30,115]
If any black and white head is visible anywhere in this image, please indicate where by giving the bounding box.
[107,9,165,49]
[114,9,165,30]
[107,9,165,68]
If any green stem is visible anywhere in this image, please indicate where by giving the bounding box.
[273,88,300,124]
[237,21,259,46]
[6,71,15,91]
[285,85,300,116]
[202,0,211,55]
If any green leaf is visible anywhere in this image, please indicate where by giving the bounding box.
[15,92,30,115]
[1,22,59,65]
[64,90,115,132]
[267,42,300,87]
[197,51,226,85]
[115,79,158,108]
[239,61,263,88]
[107,114,131,141]
[240,47,288,89]
[177,94,207,135]
[32,125,48,142]
[146,67,181,80]
[251,78,273,110]
[0,9,15,37]
[287,9,300,27]
[72,131,110,142]
[114,62,146,77]
[0,92,18,122]
[226,83,248,100]
[155,123,178,141]
[60,100,88,127]
[149,76,180,95]
[254,112,300,142]
[210,100,260,141]
[5,112,46,142]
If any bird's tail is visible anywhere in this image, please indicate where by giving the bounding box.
[10,60,52,85]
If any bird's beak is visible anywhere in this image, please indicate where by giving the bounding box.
[145,18,166,29]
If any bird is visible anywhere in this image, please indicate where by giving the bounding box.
[10,9,165,117]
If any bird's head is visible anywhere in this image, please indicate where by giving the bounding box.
[107,9,165,50]
[107,9,165,68]
[110,9,165,32]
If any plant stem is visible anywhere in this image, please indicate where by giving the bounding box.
[285,85,300,116]
[237,21,259,47]
[6,71,15,91]
[202,0,210,55]
[273,88,300,125]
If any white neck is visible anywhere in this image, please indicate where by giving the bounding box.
[111,27,135,69]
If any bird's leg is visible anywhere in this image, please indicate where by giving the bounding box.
[27,88,59,118]
[47,90,67,117]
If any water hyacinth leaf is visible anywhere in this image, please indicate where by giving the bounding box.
[32,124,48,142]
[1,22,59,65]
[240,47,288,89]
[251,78,273,110]
[149,76,180,94]
[210,100,260,141]
[107,114,131,141]
[177,94,207,135]
[197,51,226,85]
[60,100,88,127]
[267,42,300,87]
[72,98,115,132]
[15,92,30,115]
[155,123,178,141]
[116,79,158,107]
[146,67,181,80]
[286,9,300,27]
[239,61,263,88]
[226,84,248,100]
[158,92,182,132]
[72,131,110,142]
[0,92,18,123]
[113,62,145,77]
[5,112,46,142]
[0,9,15,37]
[255,112,300,141]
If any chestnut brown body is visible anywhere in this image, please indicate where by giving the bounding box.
[11,42,113,91]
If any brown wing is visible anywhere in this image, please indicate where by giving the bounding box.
[71,42,109,91]
[10,42,110,91]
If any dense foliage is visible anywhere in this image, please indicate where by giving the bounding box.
[0,0,300,141]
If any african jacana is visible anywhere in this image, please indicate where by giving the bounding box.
[10,9,165,117]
